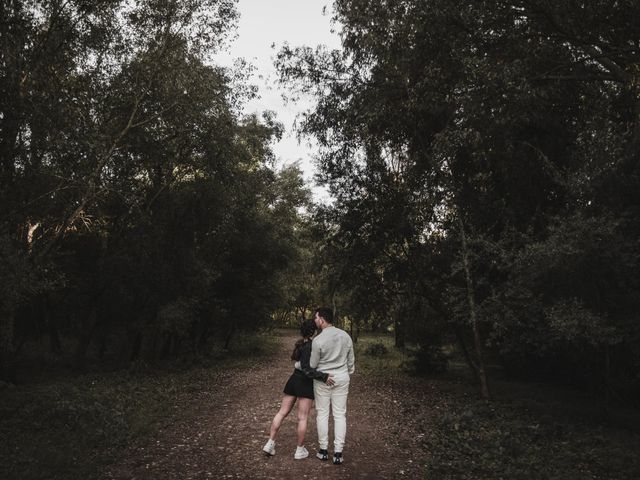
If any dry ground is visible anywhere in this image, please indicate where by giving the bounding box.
[104,330,426,480]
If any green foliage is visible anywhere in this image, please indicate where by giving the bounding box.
[0,331,278,480]
[0,236,40,314]
[0,1,312,375]
[277,0,640,401]
[363,341,389,357]
[357,336,640,480]
[422,397,640,480]
[355,335,406,378]
[408,346,449,375]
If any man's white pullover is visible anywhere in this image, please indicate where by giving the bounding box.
[310,325,355,376]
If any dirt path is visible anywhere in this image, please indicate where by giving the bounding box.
[104,330,426,479]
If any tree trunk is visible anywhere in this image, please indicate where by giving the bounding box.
[331,294,338,326]
[620,81,640,175]
[42,295,61,355]
[0,1,24,185]
[452,324,478,376]
[603,344,611,412]
[97,325,108,361]
[458,216,491,400]
[129,331,142,362]
[350,318,360,344]
[394,312,405,349]
[73,305,99,371]
[224,324,235,350]
[196,322,210,354]
[0,310,16,383]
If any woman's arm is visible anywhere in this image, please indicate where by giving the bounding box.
[300,342,330,382]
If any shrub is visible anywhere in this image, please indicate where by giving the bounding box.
[408,345,448,374]
[364,342,389,357]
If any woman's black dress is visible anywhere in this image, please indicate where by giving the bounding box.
[283,340,328,400]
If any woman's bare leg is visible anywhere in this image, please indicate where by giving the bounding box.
[296,398,313,446]
[269,395,296,440]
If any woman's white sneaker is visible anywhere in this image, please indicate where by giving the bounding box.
[294,446,309,459]
[262,439,276,456]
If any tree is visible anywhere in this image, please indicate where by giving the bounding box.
[0,0,312,376]
[277,0,640,401]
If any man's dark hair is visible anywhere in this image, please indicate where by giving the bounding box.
[315,307,334,324]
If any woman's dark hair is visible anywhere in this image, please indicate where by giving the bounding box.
[291,319,317,361]
[300,318,317,338]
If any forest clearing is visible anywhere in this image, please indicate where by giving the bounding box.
[2,1,640,478]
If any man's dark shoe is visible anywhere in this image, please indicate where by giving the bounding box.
[333,452,343,465]
[316,449,329,461]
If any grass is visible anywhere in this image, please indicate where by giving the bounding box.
[354,332,640,480]
[6,329,639,480]
[354,333,409,378]
[416,391,640,480]
[0,331,279,480]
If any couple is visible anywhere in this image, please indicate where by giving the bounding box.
[262,307,355,465]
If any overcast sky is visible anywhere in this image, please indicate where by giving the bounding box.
[213,0,341,202]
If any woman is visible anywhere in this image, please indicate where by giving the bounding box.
[262,319,334,460]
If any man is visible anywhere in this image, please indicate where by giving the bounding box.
[310,307,355,465]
